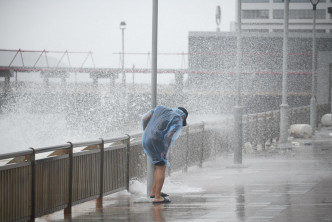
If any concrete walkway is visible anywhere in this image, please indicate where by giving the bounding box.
[37,127,332,222]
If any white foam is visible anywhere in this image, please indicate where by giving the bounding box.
[133,197,152,203]
[108,189,131,197]
[163,179,204,194]
[129,178,204,196]
[129,179,147,195]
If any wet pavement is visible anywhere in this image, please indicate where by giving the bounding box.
[37,127,332,222]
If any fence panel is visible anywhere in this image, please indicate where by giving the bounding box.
[72,150,101,205]
[35,156,69,216]
[0,163,31,222]
[272,110,280,139]
[128,142,147,180]
[127,133,147,180]
[168,129,188,173]
[103,145,128,195]
[187,123,204,168]
[318,104,330,123]
[256,113,266,147]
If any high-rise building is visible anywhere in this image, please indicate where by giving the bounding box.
[241,0,332,33]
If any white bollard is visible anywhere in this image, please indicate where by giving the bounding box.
[321,114,332,126]
[289,124,312,138]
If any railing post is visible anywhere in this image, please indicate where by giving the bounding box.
[199,122,205,168]
[29,147,36,222]
[125,135,130,192]
[97,139,104,206]
[184,126,189,172]
[274,111,278,139]
[64,142,73,216]
[255,114,258,148]
[263,112,267,149]
[246,115,250,146]
[290,108,293,126]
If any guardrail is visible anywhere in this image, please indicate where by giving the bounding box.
[0,104,330,222]
[0,136,131,222]
[242,104,329,149]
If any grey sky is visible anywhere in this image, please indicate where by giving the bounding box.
[0,0,236,68]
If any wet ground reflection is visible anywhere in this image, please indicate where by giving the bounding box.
[235,186,245,221]
[152,204,165,222]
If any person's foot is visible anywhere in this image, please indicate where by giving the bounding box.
[152,197,171,204]
[150,192,169,198]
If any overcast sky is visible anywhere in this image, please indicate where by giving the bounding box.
[0,0,236,68]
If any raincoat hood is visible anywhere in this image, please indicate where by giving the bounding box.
[172,107,188,126]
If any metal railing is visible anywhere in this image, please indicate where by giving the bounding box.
[0,104,330,222]
[0,136,130,222]
[242,104,330,149]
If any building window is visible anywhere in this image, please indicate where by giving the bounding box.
[242,0,269,2]
[242,29,269,32]
[273,29,326,33]
[242,10,269,19]
[273,9,326,19]
[289,29,312,33]
[273,0,325,2]
[273,10,283,19]
[289,29,325,33]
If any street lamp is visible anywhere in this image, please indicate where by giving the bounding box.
[310,0,320,135]
[279,0,290,149]
[147,0,158,197]
[233,0,243,164]
[120,21,126,89]
[216,5,221,32]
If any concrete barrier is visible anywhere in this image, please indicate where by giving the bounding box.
[321,114,332,126]
[289,124,312,138]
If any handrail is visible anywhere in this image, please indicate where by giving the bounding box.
[103,135,130,144]
[34,143,72,154]
[188,122,204,129]
[0,149,33,160]
[127,132,142,138]
[71,139,103,148]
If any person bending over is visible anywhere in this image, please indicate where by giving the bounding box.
[142,105,188,204]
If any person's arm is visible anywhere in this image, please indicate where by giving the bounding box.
[166,115,183,147]
[166,130,176,147]
[142,111,153,130]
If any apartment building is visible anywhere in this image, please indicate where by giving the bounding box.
[241,0,332,33]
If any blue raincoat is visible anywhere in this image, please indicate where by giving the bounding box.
[142,106,186,167]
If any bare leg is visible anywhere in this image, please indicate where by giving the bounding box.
[150,167,156,197]
[152,165,166,202]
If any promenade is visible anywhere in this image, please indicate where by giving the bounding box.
[37,127,332,222]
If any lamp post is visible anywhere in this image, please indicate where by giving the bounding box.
[310,0,320,135]
[216,5,221,32]
[279,0,290,149]
[147,0,159,197]
[233,0,243,164]
[328,7,332,125]
[120,21,126,89]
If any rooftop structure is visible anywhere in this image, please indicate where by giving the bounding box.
[188,31,332,107]
[241,0,332,33]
